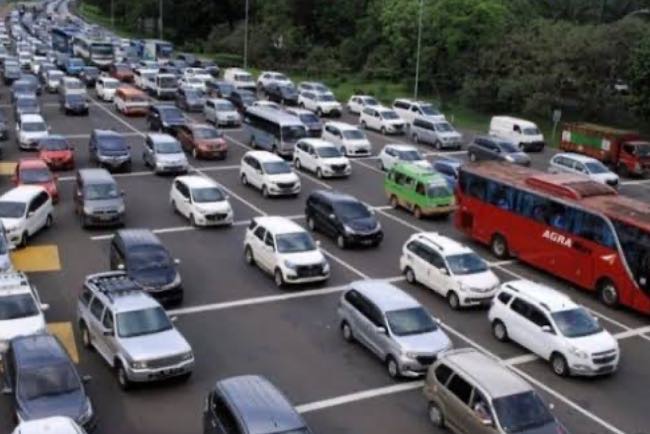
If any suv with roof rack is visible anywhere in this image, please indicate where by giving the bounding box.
[400,232,500,309]
[77,271,194,390]
[0,272,48,353]
[488,279,619,377]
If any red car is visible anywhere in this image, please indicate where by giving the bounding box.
[177,123,228,159]
[38,135,75,170]
[13,159,59,203]
[109,63,134,82]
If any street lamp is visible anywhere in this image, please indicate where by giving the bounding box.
[158,0,163,40]
[243,0,249,68]
[413,0,423,99]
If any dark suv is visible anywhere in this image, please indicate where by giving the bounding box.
[227,89,257,112]
[305,190,383,249]
[264,82,299,106]
[147,104,186,135]
[2,334,95,430]
[109,229,183,304]
[59,92,89,115]
[89,129,132,172]
[467,135,531,166]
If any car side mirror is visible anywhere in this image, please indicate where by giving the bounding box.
[102,330,113,337]
[328,213,336,220]
[376,326,387,335]
[27,211,34,218]
[40,303,50,311]
[170,316,178,323]
[541,325,555,334]
[439,267,449,275]
[82,375,92,383]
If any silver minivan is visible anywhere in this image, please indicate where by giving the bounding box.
[337,280,452,378]
[424,348,568,434]
[410,115,463,150]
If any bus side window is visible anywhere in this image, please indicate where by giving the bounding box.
[516,192,549,224]
[486,181,512,210]
[416,182,426,196]
[466,174,486,200]
[570,210,615,248]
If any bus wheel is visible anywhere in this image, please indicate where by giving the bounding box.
[490,234,509,259]
[597,279,619,307]
[413,206,423,219]
[389,195,399,209]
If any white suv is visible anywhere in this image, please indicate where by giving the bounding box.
[16,113,49,150]
[298,91,342,117]
[378,144,429,171]
[321,121,371,157]
[346,95,379,115]
[400,232,500,309]
[169,175,233,226]
[257,70,292,90]
[0,272,48,352]
[488,279,620,377]
[0,186,53,248]
[293,138,351,178]
[392,98,446,125]
[244,216,330,287]
[359,106,406,135]
[548,153,619,188]
[240,151,301,197]
[95,76,120,102]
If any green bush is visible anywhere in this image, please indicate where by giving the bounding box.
[213,53,243,68]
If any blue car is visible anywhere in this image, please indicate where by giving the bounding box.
[64,57,85,76]
[432,157,462,188]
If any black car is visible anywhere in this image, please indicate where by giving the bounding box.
[79,66,100,86]
[14,94,40,117]
[0,111,7,140]
[175,52,199,67]
[60,92,89,115]
[228,89,257,112]
[109,229,183,304]
[89,129,132,172]
[206,79,234,98]
[305,190,383,248]
[175,86,205,112]
[467,135,531,166]
[2,334,95,429]
[265,82,299,106]
[147,104,186,134]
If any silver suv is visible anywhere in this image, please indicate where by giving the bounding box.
[77,271,194,390]
[337,280,452,378]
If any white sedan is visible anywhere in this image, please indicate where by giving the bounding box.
[169,175,233,226]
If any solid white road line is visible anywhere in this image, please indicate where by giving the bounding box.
[614,325,650,340]
[62,132,142,140]
[90,219,252,241]
[58,165,241,182]
[352,158,384,175]
[620,179,650,186]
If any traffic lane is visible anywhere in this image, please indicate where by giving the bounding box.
[498,261,649,330]
[88,97,149,134]
[147,227,359,306]
[516,335,650,434]
[43,101,136,136]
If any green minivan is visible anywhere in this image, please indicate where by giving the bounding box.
[384,163,456,218]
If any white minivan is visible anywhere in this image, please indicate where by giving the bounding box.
[0,186,53,248]
[223,67,256,92]
[488,116,545,152]
[240,150,301,197]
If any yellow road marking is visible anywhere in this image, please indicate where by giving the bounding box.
[10,245,61,272]
[48,322,79,364]
[0,161,16,175]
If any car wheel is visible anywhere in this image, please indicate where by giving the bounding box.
[379,160,386,171]
[435,140,442,150]
[360,121,367,129]
[598,279,619,307]
[189,214,197,227]
[337,234,346,249]
[316,107,322,117]
[490,234,509,259]
[295,159,302,170]
[413,206,423,219]
[447,291,460,310]
[492,320,509,342]
[389,195,399,209]
[191,147,199,160]
[116,362,132,390]
[404,267,416,284]
[428,402,445,428]
[341,321,354,342]
[386,356,401,379]
[274,268,285,288]
[18,231,28,248]
[241,174,248,186]
[262,185,269,198]
[380,126,386,135]
[45,214,53,228]
[316,168,323,179]
[244,246,255,265]
[307,216,316,231]
[80,322,93,350]
[551,353,569,377]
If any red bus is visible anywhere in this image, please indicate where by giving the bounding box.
[454,161,650,315]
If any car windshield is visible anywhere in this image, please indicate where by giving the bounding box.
[282,125,306,142]
[427,184,452,198]
[584,161,610,174]
[66,81,84,90]
[103,80,119,89]
[551,308,603,338]
[21,168,52,183]
[275,232,316,253]
[493,391,554,433]
[19,363,80,400]
[364,97,379,106]
[192,187,225,203]
[85,183,120,200]
[397,150,423,161]
[498,141,519,153]
[420,104,441,116]
[66,94,85,103]
[263,161,292,174]
[160,108,183,122]
[185,89,204,99]
[435,122,454,132]
[334,200,371,221]
[84,67,99,76]
[316,146,342,158]
[155,140,181,154]
[0,201,26,218]
[117,306,173,338]
[523,127,540,135]
[129,245,173,271]
[0,293,39,320]
[381,111,399,120]
[342,129,365,140]
[22,122,47,132]
[99,136,127,150]
[17,98,37,108]
[216,102,234,111]
[445,253,488,275]
[194,127,222,139]
[386,307,437,336]
[299,113,319,124]
[40,137,68,151]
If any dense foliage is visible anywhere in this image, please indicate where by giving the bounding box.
[82,0,650,123]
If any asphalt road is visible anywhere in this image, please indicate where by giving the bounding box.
[1,43,650,434]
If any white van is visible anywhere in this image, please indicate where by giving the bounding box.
[223,67,256,92]
[488,116,545,152]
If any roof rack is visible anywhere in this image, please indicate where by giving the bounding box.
[86,272,141,302]
[0,271,29,290]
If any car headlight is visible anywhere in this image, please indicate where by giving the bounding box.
[343,224,355,234]
[180,351,193,361]
[569,346,589,359]
[284,260,298,269]
[117,204,125,214]
[322,260,330,273]
[83,206,93,215]
[404,351,418,359]
[505,155,515,162]
[131,360,148,369]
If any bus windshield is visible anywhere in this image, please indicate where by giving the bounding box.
[91,44,113,57]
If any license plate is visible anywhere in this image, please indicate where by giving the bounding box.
[361,239,374,245]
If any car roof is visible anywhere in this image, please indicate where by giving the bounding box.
[286,107,313,116]
[299,138,336,148]
[325,121,358,131]
[216,375,305,434]
[394,98,430,106]
[408,232,473,256]
[12,334,69,369]
[147,133,178,143]
[78,168,115,183]
[553,152,600,163]
[349,280,420,312]
[0,185,46,202]
[350,94,374,99]
[0,272,31,296]
[492,116,537,128]
[438,349,532,398]
[86,272,160,313]
[19,113,44,123]
[175,175,218,189]
[253,216,304,234]
[116,228,163,247]
[384,144,417,152]
[501,279,576,312]
[13,416,82,434]
[391,163,446,183]
[207,98,233,105]
[18,158,48,169]
[310,189,362,205]
[246,150,284,162]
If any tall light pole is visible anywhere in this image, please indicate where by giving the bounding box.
[413,0,423,99]
[243,0,249,68]
[110,0,114,30]
[158,0,163,40]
